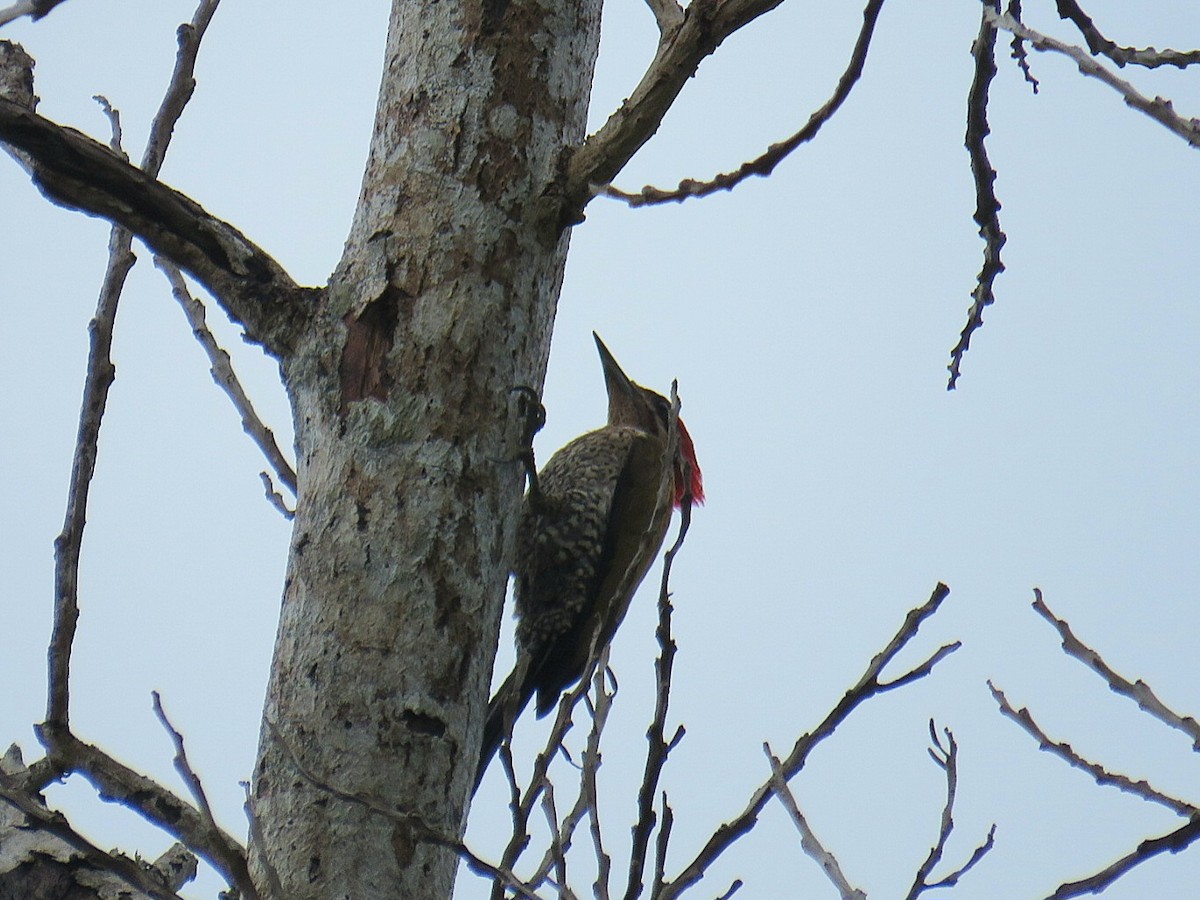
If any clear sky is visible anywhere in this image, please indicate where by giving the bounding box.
[2,2,1198,898]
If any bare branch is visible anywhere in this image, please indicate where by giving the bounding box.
[564,0,796,219]
[905,723,996,898]
[159,260,298,494]
[34,727,256,896]
[142,0,221,176]
[988,9,1200,147]
[949,1,1006,390]
[765,745,866,900]
[659,583,956,900]
[1047,816,1200,899]
[40,0,224,737]
[492,653,606,900]
[261,470,298,518]
[0,42,311,356]
[584,668,613,900]
[1031,589,1200,750]
[540,783,569,895]
[0,749,193,900]
[1005,0,1040,93]
[1054,0,1200,69]
[600,0,886,208]
[150,692,220,847]
[45,221,132,732]
[988,681,1198,817]
[625,486,691,900]
[242,780,285,900]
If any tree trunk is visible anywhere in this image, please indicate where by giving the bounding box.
[249,0,601,896]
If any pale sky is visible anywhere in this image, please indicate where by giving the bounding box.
[2,2,1199,898]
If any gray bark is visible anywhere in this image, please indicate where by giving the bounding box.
[249,0,602,896]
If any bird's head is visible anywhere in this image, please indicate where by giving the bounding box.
[593,333,705,507]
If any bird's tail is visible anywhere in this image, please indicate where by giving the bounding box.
[474,662,533,794]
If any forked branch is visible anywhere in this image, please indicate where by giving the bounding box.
[600,0,886,208]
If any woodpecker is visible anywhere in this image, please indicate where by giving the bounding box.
[476,333,704,789]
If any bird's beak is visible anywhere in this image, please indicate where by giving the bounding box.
[593,332,641,424]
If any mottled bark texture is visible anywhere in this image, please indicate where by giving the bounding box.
[249,0,602,896]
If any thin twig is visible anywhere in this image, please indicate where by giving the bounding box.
[242,780,285,900]
[541,782,569,894]
[1031,589,1200,750]
[949,0,1006,390]
[45,89,135,731]
[765,745,866,900]
[659,584,957,900]
[1054,0,1200,69]
[44,0,223,734]
[159,261,298,494]
[601,0,886,208]
[492,655,604,900]
[151,692,220,845]
[988,9,1200,146]
[584,666,614,900]
[624,495,689,900]
[1004,0,1040,93]
[905,723,996,898]
[989,681,1197,816]
[565,0,799,217]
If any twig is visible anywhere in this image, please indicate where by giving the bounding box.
[142,0,221,175]
[492,655,604,900]
[905,723,996,898]
[988,9,1200,147]
[242,780,285,900]
[93,96,126,156]
[44,0,220,736]
[1004,0,1040,93]
[541,782,569,895]
[564,0,797,219]
[764,745,866,900]
[949,0,1006,390]
[659,583,957,900]
[1047,816,1200,899]
[600,0,886,208]
[584,666,614,900]
[262,471,297,517]
[624,493,690,900]
[1031,589,1200,750]
[1054,0,1200,69]
[652,792,674,897]
[151,692,220,845]
[989,681,1197,816]
[159,261,298,494]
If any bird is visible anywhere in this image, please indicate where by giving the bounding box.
[476,332,703,790]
